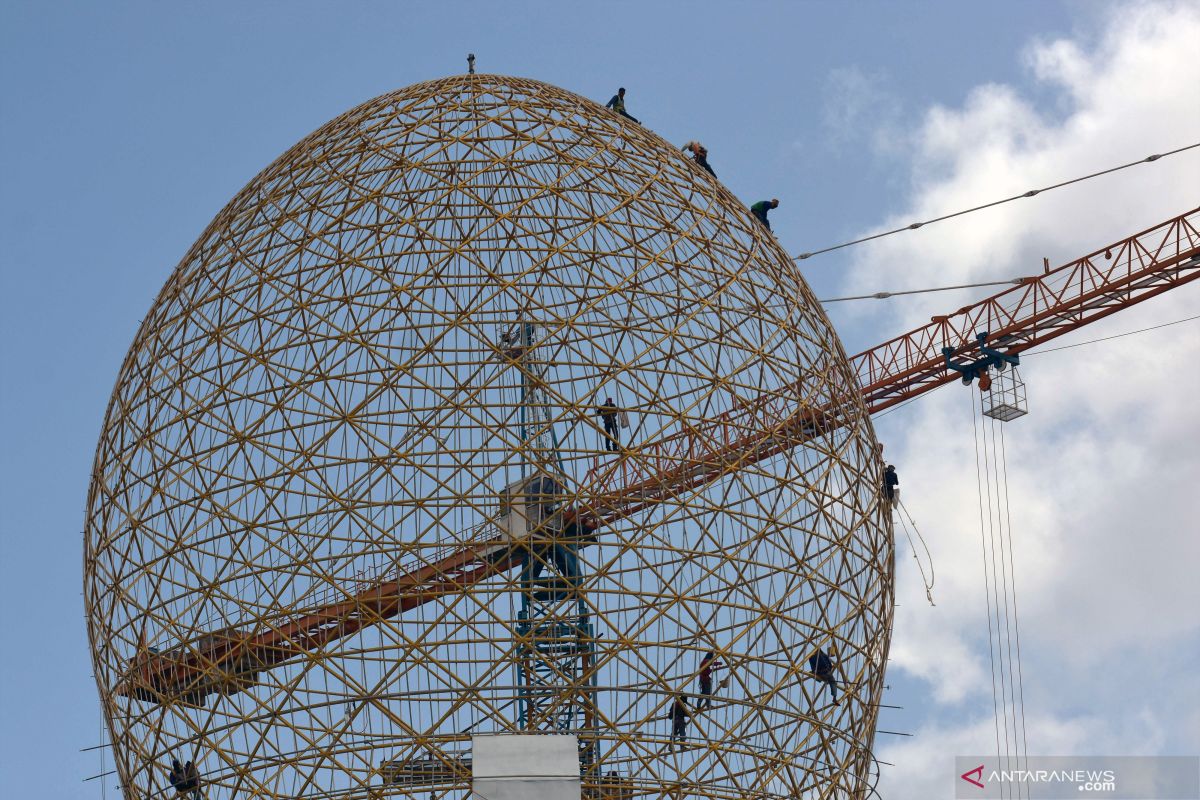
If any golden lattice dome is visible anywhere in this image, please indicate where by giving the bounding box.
[85,74,892,800]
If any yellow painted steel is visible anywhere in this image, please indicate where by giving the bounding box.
[84,74,894,800]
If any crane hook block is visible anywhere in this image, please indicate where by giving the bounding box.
[942,331,1019,388]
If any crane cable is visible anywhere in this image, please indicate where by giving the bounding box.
[794,141,1200,262]
[969,390,1007,789]
[1021,313,1200,355]
[820,278,1021,304]
[986,395,1027,799]
[970,385,1031,798]
[997,411,1031,792]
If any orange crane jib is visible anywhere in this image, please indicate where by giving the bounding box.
[116,208,1200,706]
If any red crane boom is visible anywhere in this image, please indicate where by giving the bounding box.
[855,208,1200,412]
[118,207,1200,706]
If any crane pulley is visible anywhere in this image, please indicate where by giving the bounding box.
[943,331,1021,392]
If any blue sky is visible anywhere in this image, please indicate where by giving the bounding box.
[2,2,1197,797]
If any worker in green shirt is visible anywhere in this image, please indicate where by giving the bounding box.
[751,199,779,231]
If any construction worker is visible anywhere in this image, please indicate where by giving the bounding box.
[682,141,716,177]
[750,199,779,230]
[697,650,724,709]
[525,539,579,601]
[182,761,202,800]
[562,515,597,545]
[883,464,899,507]
[668,694,691,747]
[605,87,640,123]
[748,200,777,231]
[596,397,620,451]
[808,649,838,703]
[168,759,187,796]
[167,758,201,799]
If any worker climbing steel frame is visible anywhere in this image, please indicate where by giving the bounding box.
[501,318,600,764]
[113,206,1200,706]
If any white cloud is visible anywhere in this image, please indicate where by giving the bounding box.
[830,2,1200,793]
[838,2,1200,314]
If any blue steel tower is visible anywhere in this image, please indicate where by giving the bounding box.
[500,318,599,767]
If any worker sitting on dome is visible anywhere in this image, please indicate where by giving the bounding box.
[883,464,899,507]
[809,649,839,703]
[751,199,780,231]
[605,87,640,124]
[682,141,716,177]
[668,694,692,748]
[697,650,726,708]
[596,397,621,451]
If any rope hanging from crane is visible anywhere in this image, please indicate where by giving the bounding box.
[894,499,936,606]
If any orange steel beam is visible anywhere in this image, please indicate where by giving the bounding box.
[118,208,1200,705]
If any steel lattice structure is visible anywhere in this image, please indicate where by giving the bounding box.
[85,75,893,800]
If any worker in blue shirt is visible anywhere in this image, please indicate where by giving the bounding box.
[168,758,202,799]
[809,649,838,703]
[884,464,900,507]
[605,87,640,123]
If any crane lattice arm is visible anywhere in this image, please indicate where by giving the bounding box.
[118,208,1200,706]
[853,208,1200,413]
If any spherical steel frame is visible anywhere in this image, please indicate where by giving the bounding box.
[84,74,894,800]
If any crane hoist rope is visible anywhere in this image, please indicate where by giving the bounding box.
[969,387,1030,783]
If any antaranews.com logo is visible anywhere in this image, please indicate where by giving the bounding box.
[954,756,1198,799]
